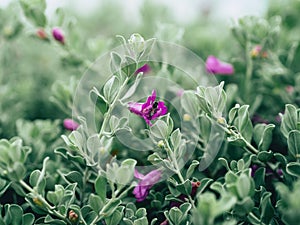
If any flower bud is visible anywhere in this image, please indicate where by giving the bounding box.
[134,63,151,75]
[33,197,44,207]
[36,28,47,40]
[286,85,294,94]
[52,27,65,44]
[250,45,268,59]
[157,140,165,148]
[3,25,13,37]
[128,33,145,54]
[68,210,79,223]
[63,119,79,131]
[183,114,191,121]
[217,117,226,125]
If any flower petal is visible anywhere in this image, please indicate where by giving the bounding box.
[134,64,151,75]
[205,55,234,75]
[134,169,145,179]
[128,102,143,116]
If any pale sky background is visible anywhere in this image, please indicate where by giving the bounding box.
[0,0,269,24]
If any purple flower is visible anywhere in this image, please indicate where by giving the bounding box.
[133,169,162,202]
[205,55,234,75]
[63,119,79,131]
[135,64,151,75]
[52,27,65,44]
[128,90,167,125]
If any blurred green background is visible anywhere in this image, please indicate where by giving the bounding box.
[1,0,297,139]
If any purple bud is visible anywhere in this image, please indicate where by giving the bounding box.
[134,64,151,75]
[277,169,283,177]
[63,119,79,131]
[52,27,65,44]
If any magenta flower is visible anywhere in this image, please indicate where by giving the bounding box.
[52,27,65,44]
[133,169,162,202]
[135,64,151,75]
[63,119,79,131]
[205,55,234,75]
[128,90,167,125]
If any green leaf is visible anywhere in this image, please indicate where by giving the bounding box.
[218,158,230,171]
[0,179,10,197]
[196,82,227,118]
[260,192,274,224]
[110,52,122,74]
[257,151,273,162]
[181,91,200,117]
[214,194,237,217]
[254,124,275,151]
[286,162,300,177]
[122,56,137,76]
[185,160,199,178]
[197,178,213,195]
[103,76,120,103]
[9,205,23,225]
[170,128,182,151]
[133,217,148,225]
[147,152,164,164]
[236,174,251,199]
[64,171,83,189]
[20,0,47,27]
[176,180,192,196]
[169,207,183,224]
[105,206,124,225]
[288,130,300,159]
[253,167,265,188]
[228,104,240,125]
[135,208,147,218]
[281,104,298,139]
[101,199,122,218]
[234,105,253,143]
[150,120,169,139]
[234,196,254,216]
[89,194,104,214]
[22,213,35,225]
[95,175,107,202]
[274,153,287,166]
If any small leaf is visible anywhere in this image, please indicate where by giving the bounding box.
[169,207,183,224]
[185,160,199,178]
[103,76,120,103]
[281,104,298,139]
[236,174,251,199]
[176,180,192,196]
[89,194,104,214]
[95,175,107,202]
[288,130,300,160]
[286,162,300,177]
[257,151,273,162]
[234,105,253,142]
[150,120,169,139]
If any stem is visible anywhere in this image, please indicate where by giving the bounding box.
[216,121,259,155]
[244,41,253,102]
[19,180,70,223]
[99,76,129,138]
[89,198,115,225]
[164,140,196,209]
[90,184,134,225]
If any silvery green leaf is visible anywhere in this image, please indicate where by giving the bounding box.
[281,104,298,139]
[287,130,300,159]
[103,76,120,103]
